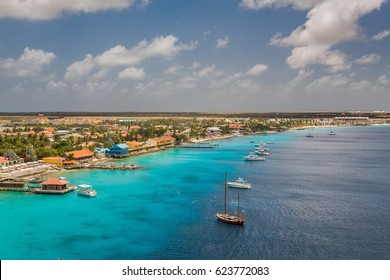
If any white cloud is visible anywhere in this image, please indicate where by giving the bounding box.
[47,80,67,90]
[377,75,390,86]
[216,36,230,48]
[305,74,350,91]
[164,65,183,75]
[269,0,385,72]
[196,65,216,78]
[96,35,196,67]
[240,0,323,10]
[0,0,149,21]
[191,62,202,69]
[349,80,372,91]
[118,67,145,80]
[177,76,198,89]
[235,79,261,92]
[64,54,96,82]
[355,54,381,64]
[246,64,268,76]
[0,47,56,77]
[372,29,390,41]
[287,69,314,88]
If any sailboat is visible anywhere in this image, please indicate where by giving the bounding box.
[215,173,245,225]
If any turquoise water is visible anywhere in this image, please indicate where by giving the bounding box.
[1,126,390,259]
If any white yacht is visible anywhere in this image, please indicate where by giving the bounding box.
[76,184,97,197]
[245,153,266,161]
[227,177,252,189]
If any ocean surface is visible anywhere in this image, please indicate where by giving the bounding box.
[1,125,389,260]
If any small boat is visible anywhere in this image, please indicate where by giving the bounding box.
[266,141,273,144]
[216,174,245,225]
[245,153,266,161]
[306,134,314,137]
[328,131,336,135]
[255,149,269,156]
[76,184,97,197]
[227,177,252,189]
[254,141,266,147]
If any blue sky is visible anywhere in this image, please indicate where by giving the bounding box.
[0,0,389,112]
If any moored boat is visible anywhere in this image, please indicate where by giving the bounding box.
[216,174,245,225]
[76,184,97,197]
[245,153,266,161]
[227,177,252,189]
[328,131,336,135]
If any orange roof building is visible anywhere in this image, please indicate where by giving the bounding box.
[64,149,94,161]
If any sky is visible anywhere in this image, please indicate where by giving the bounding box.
[0,0,389,113]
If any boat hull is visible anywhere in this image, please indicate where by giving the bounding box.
[77,190,96,197]
[227,183,251,189]
[216,213,245,225]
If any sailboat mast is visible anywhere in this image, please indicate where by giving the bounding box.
[237,191,240,218]
[224,173,227,214]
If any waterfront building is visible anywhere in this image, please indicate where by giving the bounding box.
[108,144,129,158]
[126,141,144,155]
[144,139,158,151]
[64,149,94,162]
[95,148,110,159]
[42,156,64,168]
[151,136,175,148]
[35,178,74,194]
[0,156,23,167]
[0,156,10,167]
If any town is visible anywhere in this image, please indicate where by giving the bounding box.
[0,112,389,191]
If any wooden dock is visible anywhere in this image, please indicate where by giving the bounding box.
[33,186,75,195]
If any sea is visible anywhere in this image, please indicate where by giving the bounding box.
[1,125,389,260]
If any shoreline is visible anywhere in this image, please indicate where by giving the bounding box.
[2,123,387,181]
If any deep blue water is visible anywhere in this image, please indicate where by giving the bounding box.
[1,126,389,260]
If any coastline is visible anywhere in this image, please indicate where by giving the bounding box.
[2,123,387,182]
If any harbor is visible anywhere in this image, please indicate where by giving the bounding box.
[1,126,390,260]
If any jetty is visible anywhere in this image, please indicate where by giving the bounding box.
[64,162,141,170]
[178,144,217,149]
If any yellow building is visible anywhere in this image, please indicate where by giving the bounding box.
[42,156,64,168]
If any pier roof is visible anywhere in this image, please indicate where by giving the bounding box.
[41,178,68,185]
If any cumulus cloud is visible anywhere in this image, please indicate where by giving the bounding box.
[64,54,96,82]
[355,54,381,64]
[0,47,56,77]
[240,0,323,10]
[305,74,350,91]
[216,36,230,48]
[196,65,216,77]
[47,80,67,90]
[377,75,390,86]
[177,76,198,89]
[118,67,145,80]
[372,29,390,41]
[96,35,196,67]
[246,64,268,76]
[0,0,149,21]
[164,65,183,75]
[64,35,195,82]
[268,0,385,72]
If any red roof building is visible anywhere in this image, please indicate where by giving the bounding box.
[35,177,75,194]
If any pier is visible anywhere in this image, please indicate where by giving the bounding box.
[64,162,141,170]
